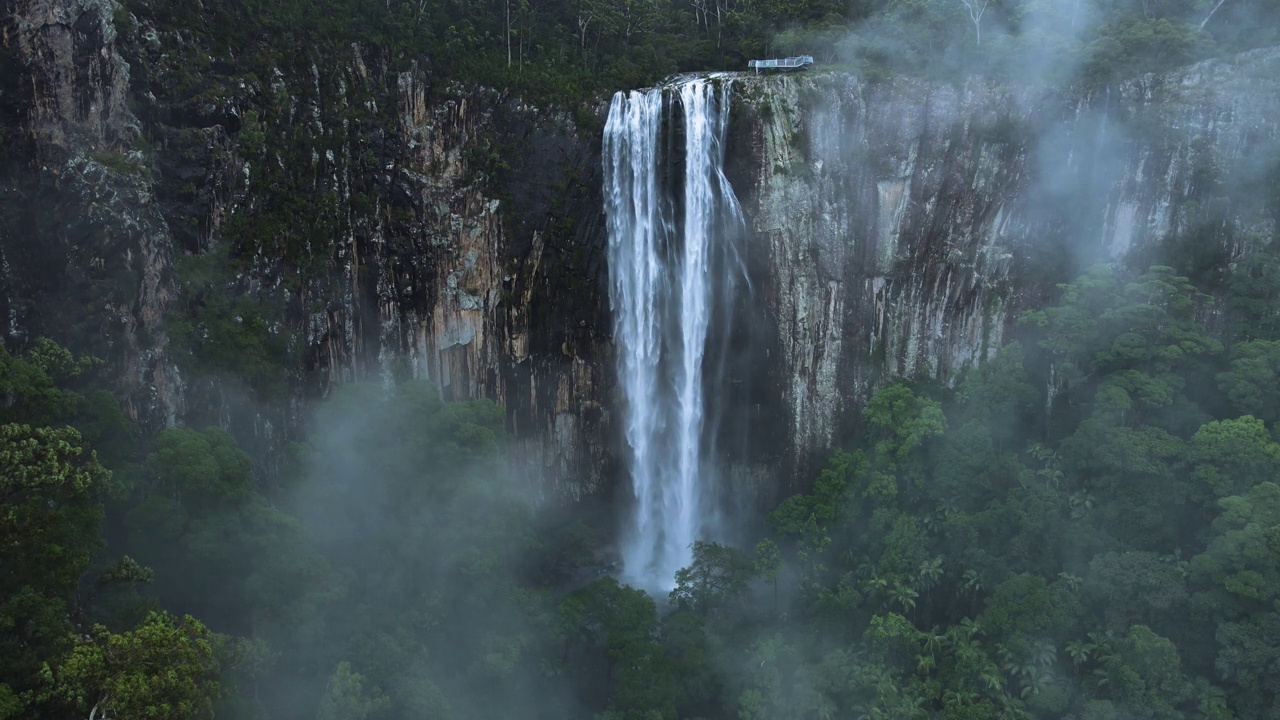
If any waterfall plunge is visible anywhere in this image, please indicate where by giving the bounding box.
[603,78,745,591]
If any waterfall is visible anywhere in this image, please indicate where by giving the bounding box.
[603,78,744,590]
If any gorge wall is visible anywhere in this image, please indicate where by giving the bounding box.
[2,0,1278,503]
[1,0,613,499]
[724,52,1280,495]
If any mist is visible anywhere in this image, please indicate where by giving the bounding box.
[259,380,593,719]
[5,0,1280,718]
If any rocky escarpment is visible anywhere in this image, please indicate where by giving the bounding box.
[725,48,1280,494]
[1,0,612,499]
[0,0,179,427]
[3,0,1278,503]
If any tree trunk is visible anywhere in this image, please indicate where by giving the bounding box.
[414,0,429,32]
[960,0,987,47]
[1200,0,1229,30]
[714,0,722,47]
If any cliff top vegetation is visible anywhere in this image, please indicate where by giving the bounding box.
[126,0,1280,102]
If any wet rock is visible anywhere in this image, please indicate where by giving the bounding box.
[728,47,1280,492]
[2,0,1277,503]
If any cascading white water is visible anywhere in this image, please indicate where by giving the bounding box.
[603,78,744,590]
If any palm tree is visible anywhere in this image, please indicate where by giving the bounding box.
[867,574,890,604]
[923,628,947,657]
[1065,639,1093,666]
[870,667,897,703]
[1069,491,1095,519]
[962,569,983,594]
[1086,631,1116,663]
[893,694,928,719]
[1031,640,1057,670]
[997,643,1034,680]
[1019,666,1054,699]
[916,654,936,675]
[1056,571,1082,592]
[1030,443,1066,491]
[890,582,918,616]
[957,617,984,641]
[962,568,984,615]
[918,557,943,591]
[979,664,1004,693]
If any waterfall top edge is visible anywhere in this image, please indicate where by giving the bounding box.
[613,68,856,98]
[612,71,747,97]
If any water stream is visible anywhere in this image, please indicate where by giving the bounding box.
[603,77,744,590]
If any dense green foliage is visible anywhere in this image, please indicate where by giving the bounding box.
[167,249,293,401]
[12,251,1280,718]
[643,259,1280,720]
[126,0,1280,101]
[10,5,1280,716]
[56,612,222,720]
[0,341,221,719]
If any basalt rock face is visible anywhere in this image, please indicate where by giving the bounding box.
[0,0,612,499]
[2,0,1278,504]
[725,48,1280,496]
[0,0,178,429]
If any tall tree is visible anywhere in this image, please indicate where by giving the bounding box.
[56,612,221,720]
[0,423,109,716]
[957,0,989,44]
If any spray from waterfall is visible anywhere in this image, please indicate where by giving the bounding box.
[603,78,745,591]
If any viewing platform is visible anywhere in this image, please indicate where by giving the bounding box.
[747,55,815,73]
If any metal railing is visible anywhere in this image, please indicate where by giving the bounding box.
[747,55,815,72]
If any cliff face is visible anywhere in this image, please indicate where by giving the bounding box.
[726,49,1280,492]
[1,0,612,499]
[2,0,1277,502]
[1,0,178,428]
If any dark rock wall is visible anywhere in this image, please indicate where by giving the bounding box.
[1,0,178,430]
[2,0,1277,502]
[727,48,1280,495]
[1,0,612,499]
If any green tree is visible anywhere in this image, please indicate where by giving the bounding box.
[144,427,252,506]
[561,578,676,718]
[0,424,109,598]
[1225,254,1280,341]
[1093,625,1191,719]
[0,340,87,426]
[56,611,221,720]
[1184,415,1280,506]
[955,343,1038,450]
[1189,482,1280,713]
[1190,481,1280,616]
[670,541,756,615]
[316,662,388,720]
[980,574,1069,641]
[1083,552,1187,632]
[1216,341,1280,424]
[754,539,782,613]
[125,426,327,633]
[0,423,110,714]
